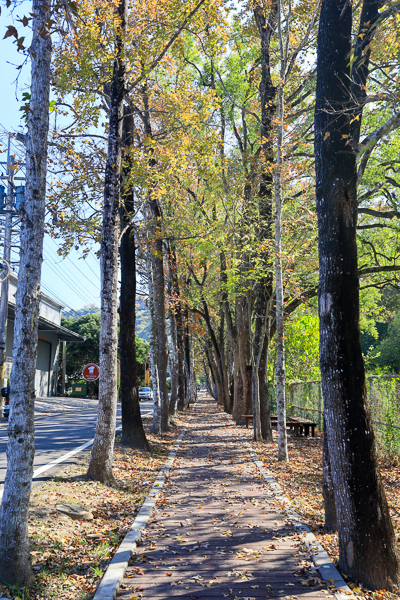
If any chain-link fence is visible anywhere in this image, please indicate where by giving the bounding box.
[268,375,400,456]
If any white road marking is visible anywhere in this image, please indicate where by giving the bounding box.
[0,410,152,501]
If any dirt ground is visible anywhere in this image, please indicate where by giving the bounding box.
[250,430,400,600]
[0,412,188,600]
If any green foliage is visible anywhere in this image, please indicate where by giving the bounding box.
[135,296,151,342]
[61,314,150,384]
[370,312,400,373]
[284,304,320,382]
[61,314,100,382]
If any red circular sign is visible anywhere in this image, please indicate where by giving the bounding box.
[82,363,100,381]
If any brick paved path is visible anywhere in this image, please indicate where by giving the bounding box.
[118,395,331,600]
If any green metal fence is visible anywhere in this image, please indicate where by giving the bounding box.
[269,376,400,456]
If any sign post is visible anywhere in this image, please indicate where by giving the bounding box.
[82,363,100,382]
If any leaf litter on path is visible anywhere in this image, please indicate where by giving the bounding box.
[0,413,188,600]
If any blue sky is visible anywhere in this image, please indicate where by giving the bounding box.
[0,3,101,312]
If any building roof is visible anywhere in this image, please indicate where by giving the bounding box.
[8,273,65,309]
[7,303,85,342]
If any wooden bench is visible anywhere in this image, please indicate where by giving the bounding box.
[243,414,316,437]
[289,416,316,437]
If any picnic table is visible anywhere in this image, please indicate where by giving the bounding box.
[243,413,316,437]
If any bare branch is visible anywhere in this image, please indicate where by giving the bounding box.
[357,109,400,186]
[359,265,400,276]
[358,207,400,219]
[126,0,207,93]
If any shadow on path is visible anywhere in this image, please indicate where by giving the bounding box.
[117,396,330,599]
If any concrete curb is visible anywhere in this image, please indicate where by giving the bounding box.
[221,409,355,600]
[92,401,198,600]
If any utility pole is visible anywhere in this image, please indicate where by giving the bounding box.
[0,136,14,390]
[61,340,66,396]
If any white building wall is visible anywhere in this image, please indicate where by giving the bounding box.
[1,275,65,397]
[4,275,63,325]
[5,320,60,397]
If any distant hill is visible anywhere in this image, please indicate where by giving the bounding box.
[135,295,150,341]
[62,304,100,319]
[63,297,150,342]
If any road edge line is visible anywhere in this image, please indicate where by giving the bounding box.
[92,401,198,600]
[0,412,152,501]
[220,406,355,600]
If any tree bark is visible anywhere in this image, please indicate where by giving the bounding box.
[322,419,337,532]
[182,307,193,409]
[206,339,224,406]
[252,0,277,444]
[274,0,288,463]
[167,246,185,412]
[141,96,169,433]
[148,246,161,434]
[119,106,150,451]
[315,0,400,587]
[251,289,266,441]
[259,320,273,441]
[203,357,213,397]
[234,296,252,423]
[87,0,127,484]
[167,262,178,416]
[204,346,217,399]
[146,227,169,432]
[0,0,52,585]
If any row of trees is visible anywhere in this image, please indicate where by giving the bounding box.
[60,313,150,389]
[1,0,400,591]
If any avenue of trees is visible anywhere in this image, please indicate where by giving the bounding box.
[1,0,400,591]
[60,313,150,389]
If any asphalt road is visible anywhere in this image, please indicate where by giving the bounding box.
[0,401,153,489]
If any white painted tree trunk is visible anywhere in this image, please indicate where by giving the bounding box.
[0,0,52,585]
[148,244,162,434]
[189,339,197,405]
[168,306,178,415]
[87,0,127,484]
[275,0,289,462]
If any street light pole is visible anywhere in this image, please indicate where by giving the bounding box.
[0,135,14,391]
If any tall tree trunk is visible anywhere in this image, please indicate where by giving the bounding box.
[206,340,224,405]
[182,307,192,409]
[251,290,265,441]
[167,267,178,416]
[195,298,230,411]
[189,337,197,405]
[322,419,337,532]
[315,0,400,587]
[167,245,185,412]
[0,0,52,585]
[87,0,127,483]
[252,0,277,444]
[218,309,231,413]
[204,346,217,399]
[203,357,213,397]
[119,106,150,451]
[234,296,252,423]
[228,341,234,412]
[259,329,273,441]
[147,249,161,434]
[142,98,169,433]
[274,0,288,463]
[149,230,169,431]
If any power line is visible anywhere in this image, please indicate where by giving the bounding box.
[47,236,100,285]
[45,245,100,293]
[42,257,96,306]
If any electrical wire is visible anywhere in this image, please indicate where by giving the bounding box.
[0,124,101,311]
[42,258,96,306]
[47,236,100,284]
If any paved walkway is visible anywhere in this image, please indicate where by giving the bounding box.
[117,395,331,600]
